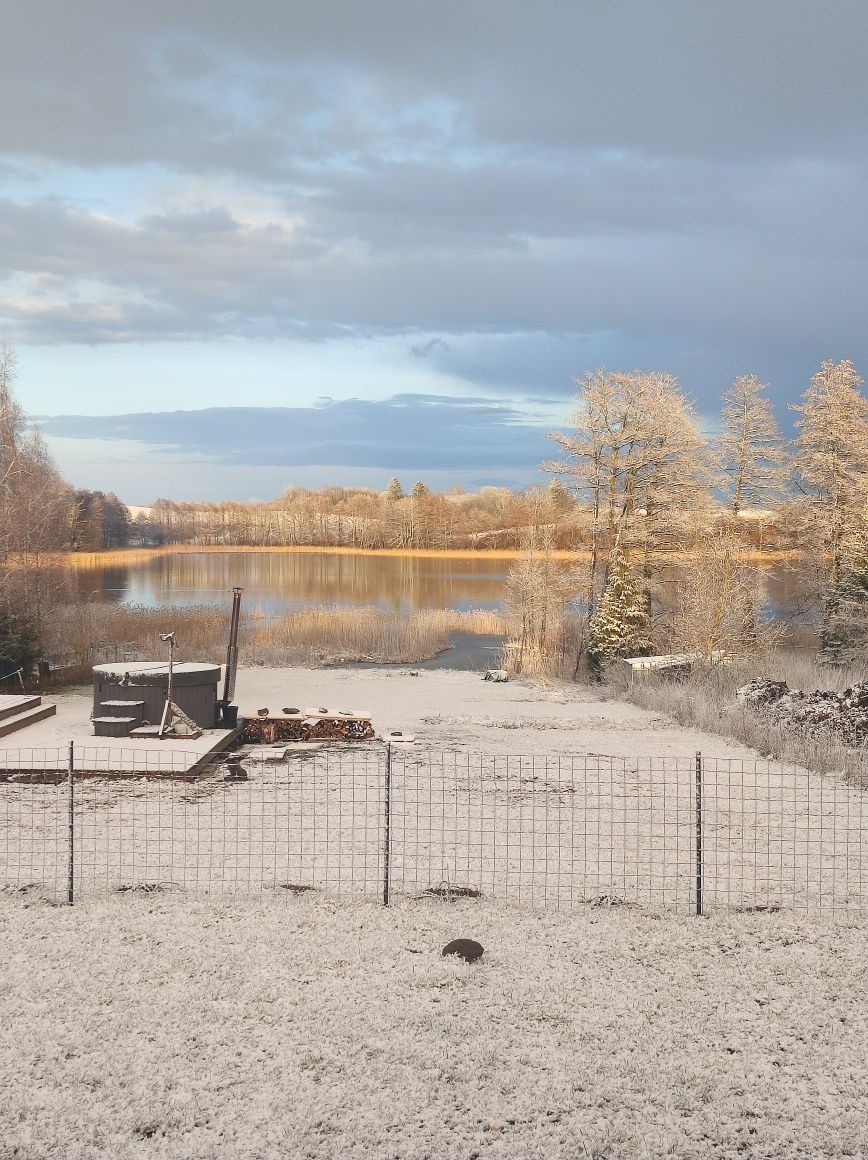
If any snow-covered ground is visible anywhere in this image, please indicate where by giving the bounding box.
[1,893,866,1159]
[2,668,867,913]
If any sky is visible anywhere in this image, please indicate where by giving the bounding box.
[2,0,868,503]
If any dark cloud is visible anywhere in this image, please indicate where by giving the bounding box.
[37,395,552,471]
[5,2,868,166]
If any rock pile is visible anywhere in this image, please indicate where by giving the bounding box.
[736,678,868,743]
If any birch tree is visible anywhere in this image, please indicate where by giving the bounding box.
[0,344,71,672]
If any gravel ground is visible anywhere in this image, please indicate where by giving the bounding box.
[1,893,866,1159]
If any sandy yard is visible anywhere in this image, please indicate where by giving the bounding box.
[233,666,761,760]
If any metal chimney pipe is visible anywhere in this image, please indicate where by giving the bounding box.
[221,587,243,710]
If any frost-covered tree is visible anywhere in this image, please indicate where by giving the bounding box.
[545,369,710,671]
[717,374,786,514]
[662,532,780,661]
[586,546,651,672]
[386,476,405,501]
[791,360,868,586]
[0,343,70,665]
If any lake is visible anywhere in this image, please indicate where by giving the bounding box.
[67,547,803,622]
[68,550,540,614]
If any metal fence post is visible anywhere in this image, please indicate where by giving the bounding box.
[694,750,703,917]
[382,742,392,906]
[67,741,75,906]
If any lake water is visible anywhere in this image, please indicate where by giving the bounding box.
[69,548,802,622]
[70,551,532,614]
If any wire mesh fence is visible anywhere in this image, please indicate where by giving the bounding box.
[1,744,866,914]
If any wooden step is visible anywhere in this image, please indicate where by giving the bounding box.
[93,716,138,738]
[0,702,56,738]
[0,694,41,723]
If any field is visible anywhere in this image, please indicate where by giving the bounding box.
[2,668,867,1158]
[1,893,866,1159]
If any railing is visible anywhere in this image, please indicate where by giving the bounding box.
[1,745,866,914]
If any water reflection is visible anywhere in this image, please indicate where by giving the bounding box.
[69,549,804,620]
[71,551,529,613]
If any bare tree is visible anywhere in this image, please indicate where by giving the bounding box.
[661,532,782,661]
[790,359,868,586]
[0,343,71,669]
[503,550,579,678]
[717,374,786,515]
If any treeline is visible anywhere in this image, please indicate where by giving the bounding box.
[131,367,864,555]
[140,479,580,550]
[506,361,868,675]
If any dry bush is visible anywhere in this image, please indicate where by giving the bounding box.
[502,554,584,678]
[47,602,504,669]
[622,647,868,780]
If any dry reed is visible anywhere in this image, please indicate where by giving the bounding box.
[47,603,505,669]
[66,546,586,568]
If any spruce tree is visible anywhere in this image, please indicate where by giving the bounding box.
[586,547,651,672]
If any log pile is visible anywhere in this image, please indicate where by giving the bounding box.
[240,706,374,744]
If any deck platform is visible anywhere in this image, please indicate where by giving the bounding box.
[0,690,239,780]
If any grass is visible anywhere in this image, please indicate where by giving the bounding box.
[46,602,505,668]
[622,649,868,780]
[1,893,865,1159]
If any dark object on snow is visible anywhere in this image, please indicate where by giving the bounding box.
[423,884,483,900]
[256,707,269,717]
[223,759,248,781]
[442,938,484,962]
[282,707,300,715]
[736,679,789,707]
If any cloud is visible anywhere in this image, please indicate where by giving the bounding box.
[2,0,867,434]
[37,395,553,471]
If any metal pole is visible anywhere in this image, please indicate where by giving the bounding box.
[221,587,244,711]
[694,750,703,917]
[383,742,392,906]
[67,741,75,906]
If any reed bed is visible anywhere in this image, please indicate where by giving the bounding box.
[47,602,505,669]
[66,546,585,568]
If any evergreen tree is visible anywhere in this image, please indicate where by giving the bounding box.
[410,480,428,500]
[586,547,651,672]
[0,606,39,680]
[386,477,404,501]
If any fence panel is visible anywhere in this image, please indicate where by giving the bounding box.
[388,753,697,910]
[0,748,70,903]
[700,758,868,913]
[0,745,866,913]
[70,748,385,899]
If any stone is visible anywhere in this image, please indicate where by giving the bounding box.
[442,938,484,962]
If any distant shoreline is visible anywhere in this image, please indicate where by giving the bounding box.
[66,545,586,566]
[65,543,797,567]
